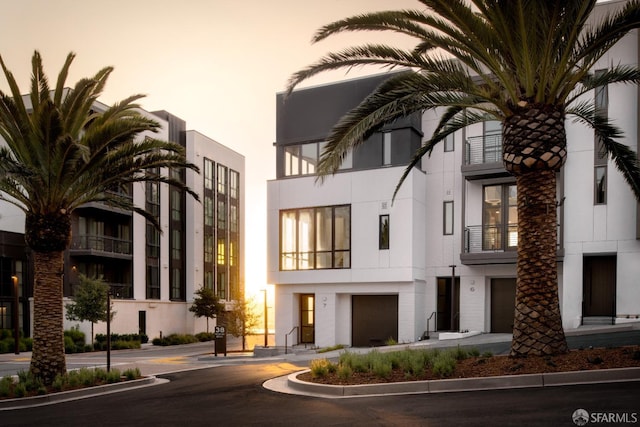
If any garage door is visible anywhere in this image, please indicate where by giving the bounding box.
[491,278,516,333]
[352,295,398,347]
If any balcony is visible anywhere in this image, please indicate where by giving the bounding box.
[462,134,508,179]
[461,224,564,265]
[461,225,517,265]
[69,235,133,260]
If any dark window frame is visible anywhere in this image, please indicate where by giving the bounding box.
[280,204,351,271]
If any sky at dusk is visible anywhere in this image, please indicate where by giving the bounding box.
[0,0,418,298]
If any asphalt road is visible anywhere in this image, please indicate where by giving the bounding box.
[1,363,638,427]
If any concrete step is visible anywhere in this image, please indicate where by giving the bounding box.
[582,317,615,326]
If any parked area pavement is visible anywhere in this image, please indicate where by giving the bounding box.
[0,323,638,408]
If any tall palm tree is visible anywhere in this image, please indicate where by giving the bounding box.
[0,51,198,384]
[287,0,640,357]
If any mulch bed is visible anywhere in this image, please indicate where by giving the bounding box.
[298,346,640,386]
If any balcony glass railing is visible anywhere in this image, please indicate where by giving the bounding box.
[70,235,132,255]
[465,134,502,165]
[464,225,518,253]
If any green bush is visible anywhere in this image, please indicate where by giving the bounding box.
[94,333,145,350]
[64,328,86,354]
[195,332,215,342]
[0,376,14,397]
[310,359,334,378]
[152,333,199,346]
[337,364,353,380]
[123,368,141,381]
[432,350,457,378]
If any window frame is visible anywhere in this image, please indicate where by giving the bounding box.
[379,214,390,249]
[280,204,351,271]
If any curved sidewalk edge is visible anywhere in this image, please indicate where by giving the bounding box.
[263,367,640,398]
[0,376,166,411]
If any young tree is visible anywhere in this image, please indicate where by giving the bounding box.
[225,292,261,351]
[287,0,640,357]
[189,286,224,333]
[65,275,112,346]
[0,51,198,384]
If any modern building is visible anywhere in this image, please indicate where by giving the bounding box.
[0,105,244,341]
[267,0,640,349]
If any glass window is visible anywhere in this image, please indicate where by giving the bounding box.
[300,143,318,174]
[443,201,454,235]
[217,200,227,230]
[284,146,300,176]
[483,121,502,163]
[483,184,517,250]
[229,170,239,199]
[280,205,350,270]
[379,214,390,249]
[595,166,607,205]
[204,158,214,190]
[383,132,392,165]
[217,164,227,195]
[444,133,454,152]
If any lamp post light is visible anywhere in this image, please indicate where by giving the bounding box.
[261,289,268,348]
[11,276,19,355]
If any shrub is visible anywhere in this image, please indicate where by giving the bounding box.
[453,345,469,361]
[0,376,14,397]
[371,357,392,379]
[385,337,398,346]
[468,347,480,358]
[195,332,215,342]
[337,364,353,380]
[432,351,457,378]
[64,328,86,354]
[123,368,141,381]
[310,359,334,378]
[152,333,199,346]
[94,333,145,350]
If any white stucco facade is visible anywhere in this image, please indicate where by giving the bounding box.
[268,1,640,348]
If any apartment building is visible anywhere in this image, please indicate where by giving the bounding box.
[0,106,244,340]
[268,1,640,348]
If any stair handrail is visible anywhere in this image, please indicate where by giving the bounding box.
[284,326,299,355]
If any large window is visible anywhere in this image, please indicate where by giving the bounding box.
[483,184,517,250]
[283,142,352,177]
[280,205,350,270]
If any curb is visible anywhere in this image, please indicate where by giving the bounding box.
[0,376,161,411]
[283,367,640,398]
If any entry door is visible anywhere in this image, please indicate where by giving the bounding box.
[583,256,616,317]
[300,294,315,343]
[437,277,460,331]
[491,278,516,333]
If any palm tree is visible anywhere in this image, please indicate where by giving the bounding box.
[287,0,640,357]
[0,51,198,384]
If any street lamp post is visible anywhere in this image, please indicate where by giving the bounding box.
[106,290,111,372]
[11,276,19,355]
[261,289,268,348]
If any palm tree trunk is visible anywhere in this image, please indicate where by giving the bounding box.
[510,169,568,356]
[30,250,67,385]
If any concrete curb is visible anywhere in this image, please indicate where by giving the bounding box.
[281,367,640,398]
[0,376,162,411]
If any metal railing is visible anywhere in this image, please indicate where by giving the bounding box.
[464,224,518,253]
[284,326,299,355]
[70,235,132,255]
[465,134,502,165]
